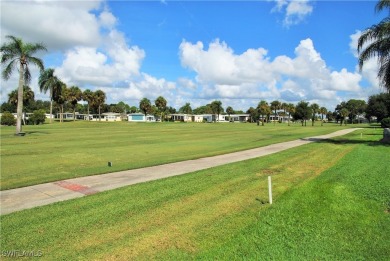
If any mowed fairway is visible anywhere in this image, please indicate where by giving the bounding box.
[1,128,388,260]
[1,121,359,190]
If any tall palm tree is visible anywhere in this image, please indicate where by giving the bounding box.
[55,82,68,123]
[286,103,295,126]
[319,106,328,126]
[83,89,94,121]
[211,100,223,122]
[39,68,62,123]
[358,0,390,93]
[257,100,271,126]
[226,106,234,122]
[93,90,106,121]
[1,35,47,134]
[67,86,82,121]
[270,100,281,125]
[310,103,319,126]
[179,102,192,114]
[340,108,350,126]
[139,98,152,121]
[155,96,167,122]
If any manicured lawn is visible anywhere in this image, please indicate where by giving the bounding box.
[0,121,364,190]
[1,127,388,260]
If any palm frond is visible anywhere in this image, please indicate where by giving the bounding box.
[27,56,45,72]
[375,0,390,13]
[24,42,47,55]
[1,59,17,80]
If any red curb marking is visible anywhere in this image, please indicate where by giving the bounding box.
[54,181,99,195]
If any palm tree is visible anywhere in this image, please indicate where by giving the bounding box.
[294,101,311,126]
[319,107,328,126]
[93,90,106,121]
[8,85,35,106]
[270,100,281,125]
[155,96,167,122]
[310,103,319,126]
[1,35,47,134]
[257,100,271,126]
[358,0,390,93]
[179,103,192,114]
[67,86,82,121]
[340,108,350,126]
[211,100,223,122]
[55,82,68,123]
[286,103,295,126]
[39,68,62,123]
[83,89,94,121]
[139,98,152,121]
[226,106,234,122]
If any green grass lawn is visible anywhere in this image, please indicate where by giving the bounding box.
[1,127,389,260]
[0,121,367,190]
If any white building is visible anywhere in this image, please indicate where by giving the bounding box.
[128,113,156,122]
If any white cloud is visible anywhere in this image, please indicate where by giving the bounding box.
[55,29,145,88]
[1,1,103,50]
[106,73,176,104]
[179,39,274,86]
[330,69,361,92]
[271,0,313,27]
[99,10,117,29]
[177,78,197,90]
[178,37,370,111]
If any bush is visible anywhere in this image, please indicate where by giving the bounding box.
[381,117,390,128]
[29,109,46,125]
[0,111,16,126]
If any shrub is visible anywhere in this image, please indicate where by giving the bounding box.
[381,117,390,128]
[0,111,16,126]
[29,109,46,125]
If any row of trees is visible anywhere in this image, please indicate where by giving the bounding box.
[3,83,390,126]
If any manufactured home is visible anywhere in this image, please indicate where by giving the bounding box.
[128,113,156,122]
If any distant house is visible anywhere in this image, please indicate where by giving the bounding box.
[170,114,203,122]
[56,112,75,120]
[102,112,122,122]
[268,113,292,123]
[222,114,250,122]
[201,114,216,123]
[128,113,156,122]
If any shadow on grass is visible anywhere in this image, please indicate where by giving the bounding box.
[24,131,50,135]
[301,137,390,147]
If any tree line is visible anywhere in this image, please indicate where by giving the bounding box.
[2,82,389,127]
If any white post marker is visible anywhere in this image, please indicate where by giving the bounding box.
[268,176,273,204]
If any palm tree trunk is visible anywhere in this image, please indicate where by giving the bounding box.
[61,105,64,123]
[99,106,101,121]
[87,103,90,121]
[288,113,290,126]
[49,88,53,124]
[16,63,24,134]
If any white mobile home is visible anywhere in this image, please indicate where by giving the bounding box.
[128,113,156,122]
[102,112,122,121]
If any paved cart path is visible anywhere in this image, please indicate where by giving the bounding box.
[0,128,360,215]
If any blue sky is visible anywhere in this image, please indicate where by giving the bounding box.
[1,0,387,112]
